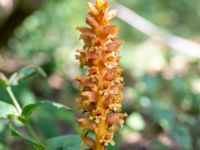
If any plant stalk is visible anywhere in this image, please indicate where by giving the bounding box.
[6,86,22,113]
[5,86,42,147]
[26,121,40,141]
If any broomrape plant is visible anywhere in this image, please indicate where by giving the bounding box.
[0,0,126,150]
[76,0,127,149]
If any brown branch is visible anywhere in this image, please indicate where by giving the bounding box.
[114,3,200,58]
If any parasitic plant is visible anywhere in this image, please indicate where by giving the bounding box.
[76,0,127,149]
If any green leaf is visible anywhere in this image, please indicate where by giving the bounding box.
[0,72,8,87]
[22,100,71,119]
[107,144,120,150]
[22,103,38,119]
[45,135,82,150]
[9,124,46,148]
[9,66,46,86]
[0,101,18,119]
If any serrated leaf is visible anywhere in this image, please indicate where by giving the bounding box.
[9,124,46,148]
[22,100,71,119]
[45,135,82,150]
[0,72,8,87]
[0,101,18,119]
[9,66,46,86]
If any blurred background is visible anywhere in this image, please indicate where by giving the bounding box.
[0,0,200,150]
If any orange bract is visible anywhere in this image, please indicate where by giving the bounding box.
[76,0,126,150]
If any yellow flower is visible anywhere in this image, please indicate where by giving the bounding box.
[76,0,127,149]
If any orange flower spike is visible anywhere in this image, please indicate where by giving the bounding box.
[96,0,105,9]
[76,0,127,150]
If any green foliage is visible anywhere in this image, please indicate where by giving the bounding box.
[150,140,169,150]
[126,112,145,131]
[107,144,120,150]
[0,67,75,149]
[9,124,45,149]
[0,101,17,119]
[170,123,192,150]
[46,135,82,150]
[22,100,71,119]
[9,66,46,86]
[0,72,8,87]
[9,0,86,59]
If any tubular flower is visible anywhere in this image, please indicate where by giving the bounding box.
[76,0,127,149]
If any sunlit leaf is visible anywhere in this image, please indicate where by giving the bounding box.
[9,66,46,86]
[126,112,145,131]
[0,101,18,119]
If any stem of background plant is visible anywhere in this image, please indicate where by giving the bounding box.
[6,86,41,142]
[25,120,40,141]
[6,86,22,113]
